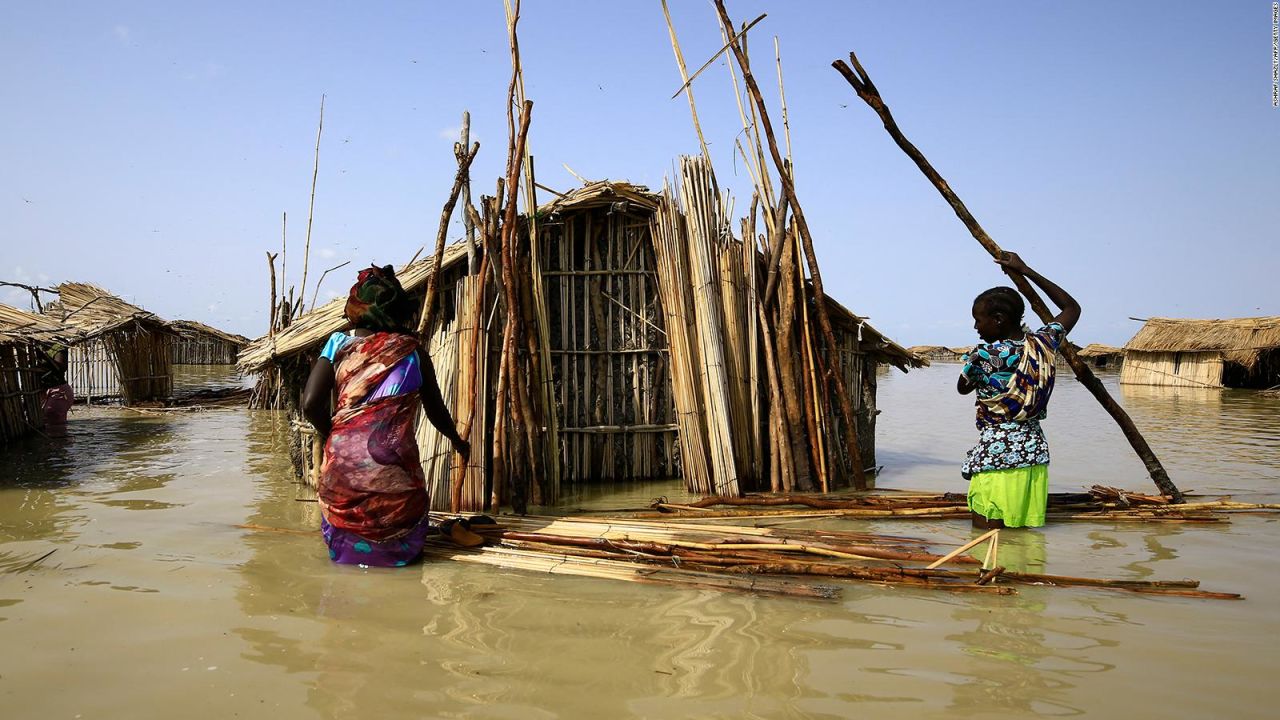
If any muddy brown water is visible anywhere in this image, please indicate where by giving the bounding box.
[1,364,1277,718]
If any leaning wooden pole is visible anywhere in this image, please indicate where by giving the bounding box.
[417,134,480,335]
[712,0,866,489]
[832,51,1184,503]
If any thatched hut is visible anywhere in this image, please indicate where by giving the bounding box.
[44,283,175,403]
[1078,343,1124,369]
[0,304,73,443]
[240,180,921,505]
[170,320,250,365]
[1121,317,1280,388]
[906,345,956,362]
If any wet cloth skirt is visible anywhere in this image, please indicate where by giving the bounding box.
[967,464,1049,528]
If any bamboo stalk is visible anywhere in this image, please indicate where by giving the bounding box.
[297,94,324,315]
[713,0,867,489]
[660,0,713,165]
[831,52,1184,502]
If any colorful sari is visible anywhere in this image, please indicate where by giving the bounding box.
[318,331,429,558]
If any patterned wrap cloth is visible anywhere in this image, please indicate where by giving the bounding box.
[318,331,430,566]
[345,265,410,333]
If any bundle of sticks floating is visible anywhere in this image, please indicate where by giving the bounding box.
[635,487,1280,522]
[417,513,1241,600]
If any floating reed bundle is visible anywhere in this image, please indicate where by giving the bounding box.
[635,487,1280,522]
[418,512,1241,600]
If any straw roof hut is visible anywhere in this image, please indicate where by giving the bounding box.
[44,282,175,403]
[0,304,74,443]
[906,345,949,362]
[1121,317,1280,388]
[1078,343,1124,370]
[240,180,921,505]
[170,320,251,365]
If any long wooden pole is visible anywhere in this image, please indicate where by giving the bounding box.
[417,135,480,335]
[712,0,866,489]
[832,52,1184,503]
[297,94,324,316]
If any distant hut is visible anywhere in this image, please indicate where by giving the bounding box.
[0,304,72,443]
[240,181,921,504]
[1078,343,1124,369]
[45,283,175,403]
[906,345,958,362]
[1121,317,1280,388]
[170,320,250,365]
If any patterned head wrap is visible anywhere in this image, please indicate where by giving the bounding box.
[345,265,411,332]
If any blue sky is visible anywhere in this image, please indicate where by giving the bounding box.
[2,1,1276,346]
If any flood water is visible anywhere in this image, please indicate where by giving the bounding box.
[2,364,1278,718]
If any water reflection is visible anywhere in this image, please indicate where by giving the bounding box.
[0,365,1277,718]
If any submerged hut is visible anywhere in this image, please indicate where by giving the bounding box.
[0,304,72,443]
[906,345,956,362]
[1121,317,1280,388]
[1078,343,1124,369]
[170,320,250,365]
[45,283,175,403]
[240,180,921,505]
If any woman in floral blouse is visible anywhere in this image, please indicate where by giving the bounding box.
[958,252,1080,529]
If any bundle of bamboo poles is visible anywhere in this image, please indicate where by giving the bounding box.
[634,488,1280,522]
[657,2,878,495]
[419,513,1241,600]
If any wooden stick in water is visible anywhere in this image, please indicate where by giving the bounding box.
[927,529,998,569]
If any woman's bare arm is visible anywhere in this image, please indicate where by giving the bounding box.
[996,252,1081,335]
[302,358,335,439]
[417,350,469,460]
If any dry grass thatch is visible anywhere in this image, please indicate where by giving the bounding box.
[44,282,174,403]
[237,242,471,374]
[0,303,73,345]
[1124,316,1280,368]
[169,320,250,347]
[45,282,170,338]
[821,295,924,371]
[539,179,660,215]
[1079,343,1123,358]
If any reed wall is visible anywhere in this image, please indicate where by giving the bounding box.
[67,338,121,402]
[172,336,242,365]
[0,342,45,443]
[1121,351,1225,388]
[539,208,678,483]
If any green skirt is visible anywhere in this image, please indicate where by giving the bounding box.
[967,464,1049,528]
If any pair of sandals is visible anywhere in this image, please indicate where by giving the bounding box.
[437,515,497,547]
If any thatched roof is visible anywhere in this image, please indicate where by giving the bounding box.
[1079,343,1124,358]
[44,282,170,339]
[1124,316,1280,368]
[539,180,659,215]
[170,320,251,347]
[820,294,925,371]
[0,303,73,344]
[238,179,919,374]
[237,242,471,374]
